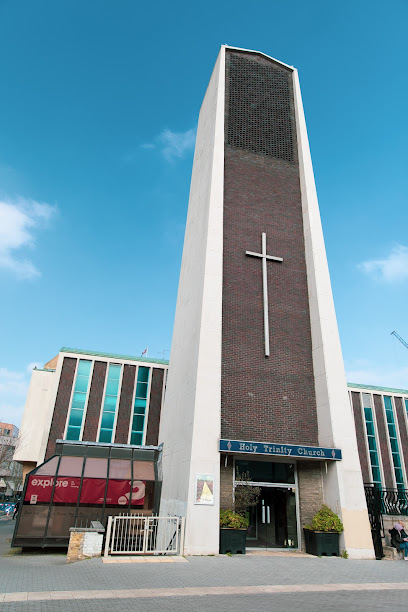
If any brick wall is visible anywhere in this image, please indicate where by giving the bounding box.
[394,397,408,481]
[67,529,104,563]
[297,461,324,550]
[221,50,318,446]
[114,365,136,444]
[373,394,394,488]
[82,361,107,441]
[350,392,370,483]
[45,357,77,459]
[220,455,234,510]
[146,368,165,446]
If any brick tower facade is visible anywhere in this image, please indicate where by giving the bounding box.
[158,46,374,558]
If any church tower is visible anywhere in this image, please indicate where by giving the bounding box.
[159,46,374,558]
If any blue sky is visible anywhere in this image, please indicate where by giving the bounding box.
[0,0,407,425]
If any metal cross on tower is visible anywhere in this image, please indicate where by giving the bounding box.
[246,232,283,357]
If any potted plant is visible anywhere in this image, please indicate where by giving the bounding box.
[303,505,344,557]
[219,472,260,555]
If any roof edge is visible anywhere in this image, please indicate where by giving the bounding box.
[222,44,295,71]
[348,382,408,395]
[59,347,169,366]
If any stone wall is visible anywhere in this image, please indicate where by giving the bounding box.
[220,456,234,510]
[67,527,104,563]
[297,461,324,550]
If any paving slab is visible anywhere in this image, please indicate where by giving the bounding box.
[2,516,408,612]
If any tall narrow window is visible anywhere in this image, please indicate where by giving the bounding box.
[98,364,122,443]
[362,393,382,487]
[384,395,405,489]
[130,366,150,445]
[405,399,408,417]
[66,360,92,441]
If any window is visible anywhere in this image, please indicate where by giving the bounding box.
[4,429,10,436]
[66,360,92,441]
[130,367,150,445]
[98,364,122,443]
[384,395,405,489]
[362,393,382,487]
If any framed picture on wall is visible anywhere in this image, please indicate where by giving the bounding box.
[195,474,215,505]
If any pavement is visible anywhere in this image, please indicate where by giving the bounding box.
[1,516,408,610]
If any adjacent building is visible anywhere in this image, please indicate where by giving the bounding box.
[0,423,22,499]
[348,383,408,490]
[14,347,168,480]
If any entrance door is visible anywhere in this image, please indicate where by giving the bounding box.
[246,486,298,549]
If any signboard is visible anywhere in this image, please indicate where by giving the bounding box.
[195,474,215,505]
[25,476,146,505]
[219,439,342,461]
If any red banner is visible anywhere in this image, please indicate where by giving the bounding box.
[53,477,80,503]
[106,480,145,506]
[25,476,80,504]
[25,476,145,506]
[80,478,106,504]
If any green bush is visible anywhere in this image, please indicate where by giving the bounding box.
[219,509,249,530]
[304,505,344,533]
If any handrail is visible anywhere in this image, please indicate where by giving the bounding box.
[365,485,408,516]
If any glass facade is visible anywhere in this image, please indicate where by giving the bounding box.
[98,364,122,443]
[384,395,405,489]
[130,367,150,445]
[13,442,161,549]
[66,360,92,441]
[235,460,295,484]
[361,393,382,487]
[234,460,297,549]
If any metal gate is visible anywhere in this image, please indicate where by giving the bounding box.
[364,485,384,560]
[104,515,185,557]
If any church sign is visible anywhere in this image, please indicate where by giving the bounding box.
[219,439,342,461]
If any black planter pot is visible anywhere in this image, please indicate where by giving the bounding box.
[219,528,247,554]
[304,529,340,557]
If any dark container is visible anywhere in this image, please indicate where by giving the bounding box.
[304,529,340,557]
[219,529,247,554]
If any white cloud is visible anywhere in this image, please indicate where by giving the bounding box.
[0,367,29,397]
[159,127,196,161]
[0,198,56,279]
[136,127,197,162]
[358,244,408,283]
[27,362,43,373]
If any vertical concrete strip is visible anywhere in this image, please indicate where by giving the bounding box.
[293,69,374,559]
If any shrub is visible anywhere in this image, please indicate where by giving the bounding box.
[220,509,249,530]
[233,471,261,516]
[304,505,344,533]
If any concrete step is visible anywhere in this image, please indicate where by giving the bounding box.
[383,545,404,560]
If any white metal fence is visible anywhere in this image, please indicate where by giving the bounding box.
[104,515,185,557]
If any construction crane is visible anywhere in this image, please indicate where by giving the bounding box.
[391,330,408,350]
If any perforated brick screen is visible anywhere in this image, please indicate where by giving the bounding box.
[227,53,294,162]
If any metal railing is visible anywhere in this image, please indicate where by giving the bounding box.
[73,515,105,529]
[380,489,408,516]
[104,515,185,557]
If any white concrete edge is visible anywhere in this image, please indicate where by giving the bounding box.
[347,548,376,560]
[183,46,225,554]
[222,44,295,70]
